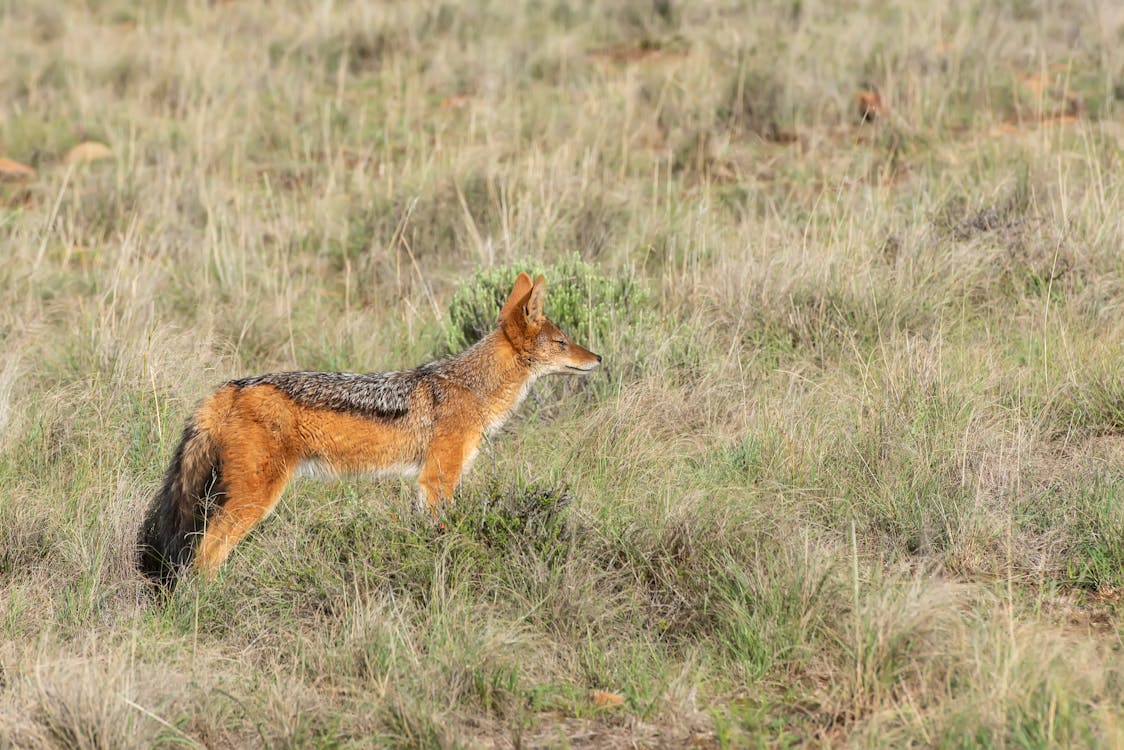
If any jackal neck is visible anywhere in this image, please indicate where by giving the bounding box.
[440,331,534,414]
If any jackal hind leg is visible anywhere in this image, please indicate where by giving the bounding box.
[195,465,292,581]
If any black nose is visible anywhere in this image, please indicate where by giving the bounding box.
[596,354,602,363]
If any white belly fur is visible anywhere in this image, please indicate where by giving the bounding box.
[295,458,421,481]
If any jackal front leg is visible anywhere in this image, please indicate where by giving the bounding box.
[417,433,481,518]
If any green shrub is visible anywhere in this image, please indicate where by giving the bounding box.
[442,255,651,355]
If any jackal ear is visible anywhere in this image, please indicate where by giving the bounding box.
[524,274,547,324]
[499,272,534,323]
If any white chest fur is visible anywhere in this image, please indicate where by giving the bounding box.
[484,378,535,436]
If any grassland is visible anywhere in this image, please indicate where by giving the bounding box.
[1,0,1123,746]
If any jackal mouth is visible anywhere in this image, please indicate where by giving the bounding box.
[565,363,599,372]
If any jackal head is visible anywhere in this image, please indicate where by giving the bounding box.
[498,273,602,375]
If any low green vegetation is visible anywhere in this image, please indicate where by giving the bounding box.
[442,255,650,357]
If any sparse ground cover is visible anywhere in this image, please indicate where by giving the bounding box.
[1,1,1122,746]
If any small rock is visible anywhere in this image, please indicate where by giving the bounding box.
[856,89,885,123]
[0,157,36,179]
[590,690,624,707]
[64,141,113,165]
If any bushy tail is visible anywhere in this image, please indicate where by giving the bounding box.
[138,418,224,589]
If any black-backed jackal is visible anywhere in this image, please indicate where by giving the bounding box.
[138,273,601,587]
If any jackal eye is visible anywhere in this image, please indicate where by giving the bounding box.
[553,338,567,347]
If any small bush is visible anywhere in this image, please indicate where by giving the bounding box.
[442,255,652,356]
